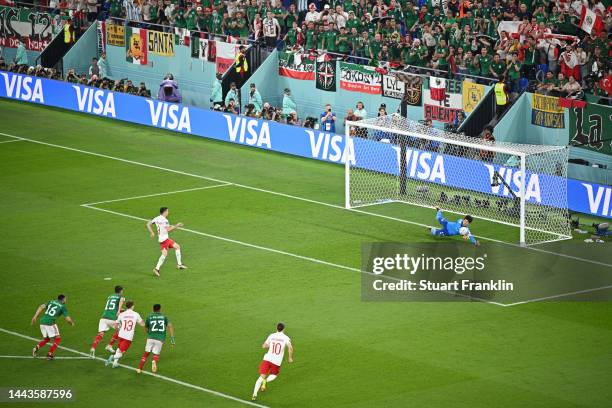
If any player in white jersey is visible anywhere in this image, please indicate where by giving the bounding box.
[105,300,144,368]
[146,207,187,277]
[252,323,293,401]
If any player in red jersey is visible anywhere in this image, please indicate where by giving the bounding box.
[146,207,187,277]
[252,323,294,401]
[105,300,144,368]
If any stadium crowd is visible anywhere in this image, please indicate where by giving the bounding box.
[6,0,609,100]
[3,0,610,117]
[94,0,610,98]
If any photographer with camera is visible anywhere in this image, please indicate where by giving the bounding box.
[225,98,239,115]
[66,69,79,83]
[137,82,151,97]
[244,103,257,118]
[320,103,337,133]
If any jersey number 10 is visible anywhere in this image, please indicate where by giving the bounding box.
[271,342,282,355]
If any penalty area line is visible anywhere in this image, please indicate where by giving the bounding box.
[80,204,508,307]
[0,328,269,408]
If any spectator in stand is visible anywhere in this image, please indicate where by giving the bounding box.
[304,3,320,24]
[560,75,582,98]
[86,0,98,22]
[98,53,108,78]
[479,126,496,162]
[263,11,281,49]
[247,83,263,114]
[210,73,223,107]
[15,39,27,66]
[225,82,239,107]
[377,103,387,117]
[506,53,522,93]
[157,74,182,103]
[88,57,99,77]
[354,102,367,120]
[320,104,337,133]
[344,109,359,127]
[282,88,297,117]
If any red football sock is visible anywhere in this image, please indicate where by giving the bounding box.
[91,333,104,349]
[138,352,150,369]
[108,332,119,346]
[37,338,50,348]
[48,337,61,354]
[152,355,159,363]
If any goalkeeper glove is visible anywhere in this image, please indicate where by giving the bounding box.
[170,336,176,345]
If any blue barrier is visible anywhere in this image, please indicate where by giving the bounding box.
[1,71,610,219]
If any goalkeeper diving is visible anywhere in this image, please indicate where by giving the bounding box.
[430,208,479,246]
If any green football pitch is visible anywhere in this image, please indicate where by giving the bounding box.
[1,98,611,408]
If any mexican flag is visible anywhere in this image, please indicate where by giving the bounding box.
[278,52,315,80]
[429,77,446,101]
[579,6,603,34]
[125,27,147,65]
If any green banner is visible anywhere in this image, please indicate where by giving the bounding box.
[569,103,612,155]
[0,5,61,51]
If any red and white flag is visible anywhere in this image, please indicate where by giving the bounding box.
[215,41,238,74]
[579,6,603,34]
[429,77,446,101]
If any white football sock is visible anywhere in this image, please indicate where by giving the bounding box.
[253,377,264,396]
[267,375,277,382]
[175,249,182,265]
[113,350,122,362]
[155,254,166,270]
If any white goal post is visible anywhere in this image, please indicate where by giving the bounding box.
[344,114,572,246]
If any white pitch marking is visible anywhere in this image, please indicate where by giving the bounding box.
[82,183,233,206]
[1,131,610,302]
[502,284,612,306]
[0,327,269,408]
[0,355,90,359]
[0,139,25,144]
[81,203,508,307]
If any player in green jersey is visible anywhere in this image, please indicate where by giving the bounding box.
[90,286,126,358]
[31,294,74,360]
[137,304,175,374]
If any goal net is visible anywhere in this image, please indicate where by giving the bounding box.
[345,114,571,246]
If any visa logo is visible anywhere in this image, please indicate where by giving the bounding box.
[306,130,355,164]
[224,115,271,148]
[582,183,612,217]
[73,86,116,117]
[392,147,446,183]
[146,100,191,132]
[1,72,44,102]
[483,164,542,202]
